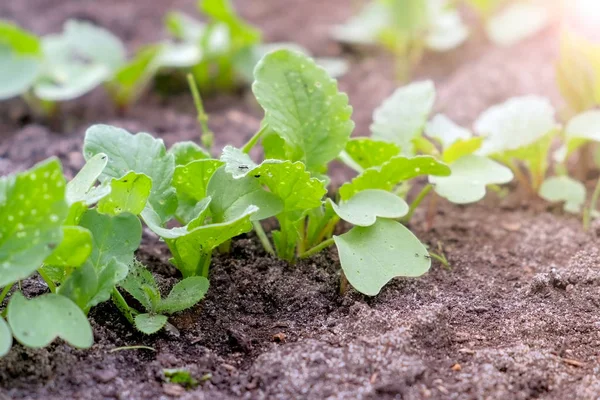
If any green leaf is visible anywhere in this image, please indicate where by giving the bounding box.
[98,172,152,216]
[425,2,468,51]
[167,205,257,277]
[220,145,257,179]
[134,313,168,335]
[331,2,387,46]
[0,159,68,287]
[475,96,558,155]
[165,11,206,41]
[44,226,93,268]
[539,176,586,213]
[200,0,261,49]
[157,276,209,314]
[84,125,177,223]
[105,45,161,107]
[141,198,211,239]
[425,114,471,149]
[169,141,211,166]
[486,3,549,47]
[120,261,160,312]
[339,155,451,200]
[442,137,483,164]
[173,159,223,223]
[330,189,408,227]
[430,155,513,204]
[207,167,283,222]
[34,64,109,101]
[66,153,109,206]
[0,21,41,55]
[61,19,126,69]
[252,49,354,172]
[371,81,435,153]
[343,138,400,169]
[0,47,39,100]
[565,110,600,155]
[0,317,11,357]
[7,292,93,349]
[80,209,142,270]
[334,219,430,296]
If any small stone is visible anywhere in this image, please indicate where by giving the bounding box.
[272,332,287,343]
[451,363,462,371]
[93,368,118,383]
[163,383,186,397]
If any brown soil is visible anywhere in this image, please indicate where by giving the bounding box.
[2,1,600,399]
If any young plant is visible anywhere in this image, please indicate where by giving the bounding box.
[162,0,347,92]
[0,19,126,114]
[119,261,209,334]
[332,0,468,79]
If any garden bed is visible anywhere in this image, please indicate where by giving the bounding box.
[1,1,600,399]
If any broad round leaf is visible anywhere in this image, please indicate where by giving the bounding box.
[169,141,211,166]
[8,292,93,349]
[44,226,93,267]
[330,189,408,227]
[134,313,168,335]
[0,159,68,287]
[84,125,177,223]
[66,153,109,206]
[430,155,513,204]
[486,3,549,47]
[63,19,126,69]
[565,110,600,142]
[0,47,39,100]
[253,49,354,172]
[34,64,110,101]
[344,138,400,170]
[371,81,435,153]
[97,172,152,216]
[331,2,386,45]
[475,96,558,155]
[539,176,586,213]
[425,5,469,51]
[334,219,430,296]
[0,317,11,357]
[425,114,471,149]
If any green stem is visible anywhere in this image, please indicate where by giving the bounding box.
[584,177,600,231]
[429,251,450,269]
[299,238,335,259]
[242,125,268,154]
[111,288,135,325]
[0,284,13,306]
[402,184,433,223]
[253,221,275,256]
[38,269,56,293]
[198,253,212,278]
[187,73,214,151]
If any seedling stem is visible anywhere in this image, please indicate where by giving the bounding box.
[253,221,275,255]
[583,177,600,231]
[187,74,214,151]
[38,269,56,293]
[299,238,335,259]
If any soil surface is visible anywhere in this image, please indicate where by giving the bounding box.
[1,1,600,399]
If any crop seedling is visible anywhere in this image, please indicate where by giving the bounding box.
[333,0,549,79]
[161,0,347,92]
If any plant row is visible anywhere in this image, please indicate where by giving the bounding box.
[1,46,599,357]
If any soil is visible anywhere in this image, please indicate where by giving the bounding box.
[1,1,600,399]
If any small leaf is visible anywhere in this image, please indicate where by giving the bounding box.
[120,261,160,312]
[0,47,39,100]
[134,313,168,335]
[98,172,152,216]
[425,114,471,149]
[0,317,11,357]
[371,81,435,153]
[0,21,41,55]
[475,96,558,155]
[425,4,469,51]
[539,176,586,213]
[105,45,162,107]
[200,0,261,49]
[207,167,283,222]
[253,49,354,172]
[430,155,513,204]
[84,125,176,223]
[61,19,126,69]
[7,292,93,349]
[334,219,430,296]
[80,209,142,269]
[173,159,224,223]
[165,11,206,41]
[167,206,257,277]
[169,141,211,166]
[565,110,600,142]
[220,146,257,179]
[344,138,400,169]
[141,198,211,240]
[442,137,483,164]
[330,189,408,227]
[44,226,93,268]
[331,2,386,45]
[0,159,68,287]
[34,64,110,101]
[339,155,451,200]
[486,3,549,47]
[157,276,209,314]
[66,153,109,206]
